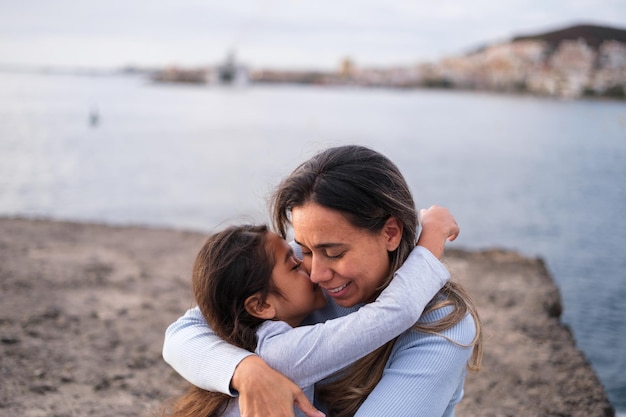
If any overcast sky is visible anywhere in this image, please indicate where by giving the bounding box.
[1,0,624,70]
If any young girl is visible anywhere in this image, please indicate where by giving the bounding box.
[164,212,456,417]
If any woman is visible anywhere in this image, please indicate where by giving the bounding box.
[163,220,453,417]
[163,145,482,417]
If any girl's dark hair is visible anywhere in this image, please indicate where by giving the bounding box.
[162,224,277,417]
[271,145,482,417]
[193,224,277,349]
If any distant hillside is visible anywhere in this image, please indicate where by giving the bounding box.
[512,23,626,49]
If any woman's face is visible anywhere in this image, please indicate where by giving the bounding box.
[291,202,402,308]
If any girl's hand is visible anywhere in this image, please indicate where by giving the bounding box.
[416,205,460,259]
[232,356,325,417]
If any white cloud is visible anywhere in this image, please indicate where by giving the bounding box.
[0,0,624,69]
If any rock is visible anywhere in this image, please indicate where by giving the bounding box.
[0,218,614,417]
[446,249,615,417]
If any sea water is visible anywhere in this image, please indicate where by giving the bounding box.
[1,70,625,411]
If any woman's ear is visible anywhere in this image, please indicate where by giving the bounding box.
[244,293,276,320]
[383,217,403,252]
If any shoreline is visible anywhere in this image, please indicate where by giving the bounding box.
[0,217,615,416]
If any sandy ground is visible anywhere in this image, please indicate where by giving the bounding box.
[0,218,615,417]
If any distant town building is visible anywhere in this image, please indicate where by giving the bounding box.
[151,52,248,86]
[147,24,625,99]
[421,26,625,99]
[340,58,356,79]
[210,52,249,85]
[151,65,209,84]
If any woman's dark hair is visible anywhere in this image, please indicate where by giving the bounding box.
[271,145,482,417]
[272,144,417,287]
[162,224,277,417]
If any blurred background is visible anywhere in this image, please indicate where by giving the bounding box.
[1,0,625,414]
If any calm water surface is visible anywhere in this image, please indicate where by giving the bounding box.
[1,71,625,412]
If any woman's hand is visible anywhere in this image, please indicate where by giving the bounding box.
[232,356,325,417]
[416,205,460,259]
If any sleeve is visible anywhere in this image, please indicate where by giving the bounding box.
[353,309,477,417]
[162,306,254,395]
[253,246,450,388]
[162,246,449,394]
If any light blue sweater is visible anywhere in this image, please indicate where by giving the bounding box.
[162,247,476,417]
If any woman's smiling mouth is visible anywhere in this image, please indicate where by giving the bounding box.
[326,282,350,295]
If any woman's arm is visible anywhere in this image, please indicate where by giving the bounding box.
[163,311,325,417]
[255,246,450,387]
[162,306,253,394]
[354,309,477,417]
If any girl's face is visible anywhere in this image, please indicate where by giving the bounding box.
[291,202,402,308]
[265,232,327,327]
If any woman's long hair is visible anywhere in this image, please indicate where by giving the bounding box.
[271,145,482,417]
[162,224,277,417]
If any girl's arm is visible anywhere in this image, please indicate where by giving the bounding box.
[162,205,457,406]
[254,246,450,387]
[162,246,449,393]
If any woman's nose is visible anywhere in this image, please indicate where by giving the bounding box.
[309,256,333,284]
